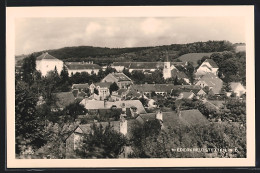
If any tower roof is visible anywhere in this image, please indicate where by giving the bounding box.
[36,52,59,60]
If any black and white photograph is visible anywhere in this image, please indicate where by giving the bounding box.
[6,6,255,167]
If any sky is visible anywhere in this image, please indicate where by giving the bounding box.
[15,17,245,55]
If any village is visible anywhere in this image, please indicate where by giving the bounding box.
[14,45,247,159]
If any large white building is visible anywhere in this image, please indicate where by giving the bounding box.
[36,52,64,76]
[65,62,101,76]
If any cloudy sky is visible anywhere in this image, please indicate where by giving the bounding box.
[15,17,245,55]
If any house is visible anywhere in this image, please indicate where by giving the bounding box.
[111,62,132,72]
[89,82,112,100]
[171,68,190,84]
[177,91,195,100]
[195,59,219,77]
[72,83,89,92]
[101,72,132,89]
[196,88,207,97]
[111,62,187,73]
[128,84,200,98]
[117,88,128,98]
[230,82,246,97]
[177,109,208,126]
[36,52,64,76]
[80,99,146,115]
[65,62,101,76]
[195,73,223,95]
[65,116,138,158]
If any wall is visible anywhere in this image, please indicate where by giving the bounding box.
[36,59,64,76]
[68,69,99,76]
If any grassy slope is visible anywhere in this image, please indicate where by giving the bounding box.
[177,52,216,67]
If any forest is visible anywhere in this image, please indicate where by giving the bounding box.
[16,40,236,66]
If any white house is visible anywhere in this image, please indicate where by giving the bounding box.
[65,62,101,76]
[195,59,219,77]
[89,82,112,100]
[36,52,64,76]
[230,82,246,97]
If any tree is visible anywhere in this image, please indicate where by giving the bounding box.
[131,119,162,158]
[77,124,127,158]
[15,80,45,154]
[94,88,99,95]
[174,76,180,85]
[197,56,209,67]
[122,68,131,78]
[21,54,36,85]
[63,102,88,122]
[109,82,119,94]
[105,66,117,75]
[151,91,157,97]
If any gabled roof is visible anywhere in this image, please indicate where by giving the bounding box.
[196,73,223,94]
[112,62,186,68]
[95,82,112,88]
[179,109,208,125]
[111,62,131,67]
[117,88,128,95]
[130,84,200,94]
[78,121,121,134]
[80,100,146,114]
[129,62,161,69]
[136,113,156,124]
[72,83,89,90]
[230,82,245,91]
[36,52,60,61]
[171,69,188,79]
[65,62,101,70]
[181,92,195,99]
[203,59,218,68]
[110,73,132,82]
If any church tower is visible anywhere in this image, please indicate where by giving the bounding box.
[163,50,172,79]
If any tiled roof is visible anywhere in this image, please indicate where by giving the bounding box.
[171,69,188,79]
[181,92,194,99]
[136,113,156,124]
[117,88,128,95]
[179,109,208,125]
[204,59,218,68]
[72,83,89,90]
[78,121,120,134]
[80,99,146,114]
[111,62,131,67]
[197,73,223,94]
[36,52,59,61]
[111,62,186,69]
[129,62,161,69]
[230,82,245,91]
[130,84,200,94]
[65,62,101,70]
[111,73,132,82]
[95,82,112,88]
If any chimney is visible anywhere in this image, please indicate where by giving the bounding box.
[156,109,163,122]
[104,99,107,108]
[176,105,181,117]
[120,115,127,136]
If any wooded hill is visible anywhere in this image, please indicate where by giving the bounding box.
[16,40,237,66]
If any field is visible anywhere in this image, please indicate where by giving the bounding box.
[235,45,246,53]
[177,52,216,67]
